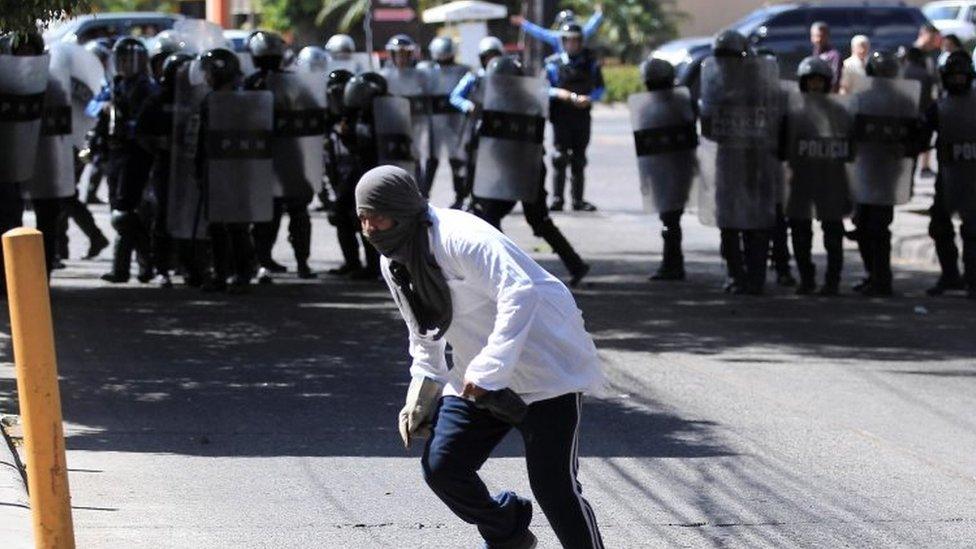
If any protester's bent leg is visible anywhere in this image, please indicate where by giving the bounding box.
[520,393,604,549]
[422,396,525,545]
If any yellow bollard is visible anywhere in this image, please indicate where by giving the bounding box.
[3,228,75,549]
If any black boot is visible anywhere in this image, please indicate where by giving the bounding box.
[289,209,316,279]
[927,238,964,296]
[101,235,132,283]
[536,219,589,286]
[720,230,745,293]
[650,223,685,281]
[449,158,468,209]
[864,232,893,297]
[743,229,770,295]
[790,219,816,295]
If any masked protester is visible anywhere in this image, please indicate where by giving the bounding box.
[628,56,698,281]
[782,56,854,295]
[197,48,275,294]
[422,36,470,206]
[466,55,591,287]
[699,30,780,295]
[244,30,323,281]
[920,51,976,299]
[355,165,606,549]
[100,37,156,284]
[544,22,604,212]
[847,50,920,297]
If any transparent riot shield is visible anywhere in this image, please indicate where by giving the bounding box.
[472,74,548,203]
[784,91,853,221]
[373,95,416,175]
[936,93,976,218]
[427,64,470,162]
[266,71,327,199]
[0,54,49,183]
[846,76,920,206]
[697,55,780,229]
[205,90,275,223]
[23,75,75,199]
[168,61,210,240]
[382,67,428,165]
[627,87,699,214]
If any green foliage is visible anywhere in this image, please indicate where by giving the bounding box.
[0,0,93,34]
[89,0,174,10]
[315,0,369,32]
[601,63,643,103]
[261,0,324,33]
[564,0,686,63]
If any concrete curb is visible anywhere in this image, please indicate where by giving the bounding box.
[0,421,32,549]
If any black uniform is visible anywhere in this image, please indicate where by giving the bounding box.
[544,50,604,210]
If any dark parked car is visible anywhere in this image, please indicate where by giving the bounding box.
[653,3,930,100]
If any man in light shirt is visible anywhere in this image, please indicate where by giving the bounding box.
[355,165,605,549]
[840,35,871,94]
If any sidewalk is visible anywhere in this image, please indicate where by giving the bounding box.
[0,414,31,549]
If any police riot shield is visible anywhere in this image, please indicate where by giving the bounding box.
[172,19,228,54]
[372,95,416,175]
[627,87,699,214]
[48,42,103,149]
[846,76,920,206]
[328,53,371,74]
[205,91,274,223]
[167,61,210,240]
[0,53,49,183]
[472,74,548,203]
[427,64,470,162]
[697,56,780,229]
[784,91,853,221]
[23,73,75,199]
[382,67,428,164]
[936,93,976,218]
[266,71,327,199]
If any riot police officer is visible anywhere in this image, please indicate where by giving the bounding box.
[135,52,198,287]
[468,55,590,286]
[922,51,976,299]
[544,22,604,212]
[848,50,920,297]
[423,36,469,207]
[783,56,853,295]
[244,30,320,281]
[100,37,156,284]
[325,34,365,74]
[197,48,263,293]
[630,57,698,281]
[381,34,427,185]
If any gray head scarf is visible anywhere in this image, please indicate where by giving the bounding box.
[355,166,452,340]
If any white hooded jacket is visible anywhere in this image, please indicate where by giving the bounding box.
[381,207,605,405]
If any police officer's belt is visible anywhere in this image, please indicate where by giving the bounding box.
[205,130,273,159]
[479,110,545,144]
[633,123,698,156]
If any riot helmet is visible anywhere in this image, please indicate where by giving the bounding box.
[640,57,675,91]
[113,37,149,78]
[939,50,976,95]
[159,52,193,90]
[296,46,329,72]
[344,73,386,111]
[797,55,833,93]
[150,31,182,80]
[866,50,900,79]
[247,30,286,71]
[478,36,504,68]
[385,34,417,68]
[200,48,242,90]
[560,22,584,56]
[486,55,524,77]
[0,31,45,56]
[429,36,456,63]
[712,29,750,58]
[325,34,356,57]
[361,71,388,96]
[554,9,577,28]
[327,69,354,115]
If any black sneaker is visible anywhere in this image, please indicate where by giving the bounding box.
[569,262,591,288]
[549,198,565,212]
[297,263,317,279]
[649,266,685,281]
[926,276,965,296]
[100,272,129,284]
[572,200,597,212]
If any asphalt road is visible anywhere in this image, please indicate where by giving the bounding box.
[1,107,974,548]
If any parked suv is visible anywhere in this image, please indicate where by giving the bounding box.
[923,1,976,43]
[655,3,929,101]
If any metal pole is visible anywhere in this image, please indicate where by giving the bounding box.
[3,228,75,549]
[364,0,375,69]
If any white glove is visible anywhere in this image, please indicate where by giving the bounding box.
[398,376,444,449]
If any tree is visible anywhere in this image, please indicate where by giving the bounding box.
[0,0,93,35]
[89,0,176,11]
[559,0,686,63]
